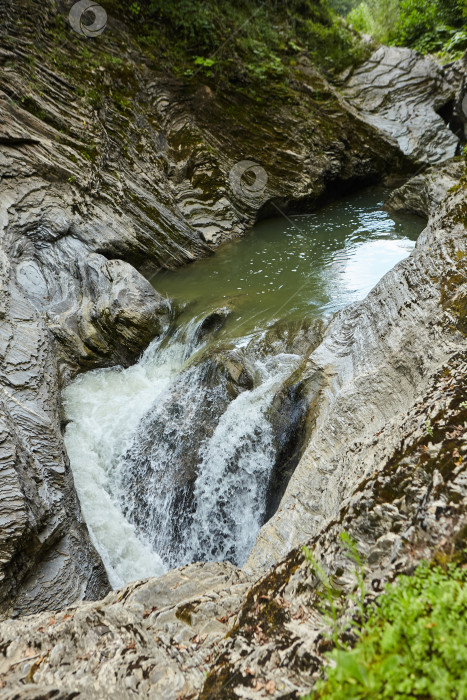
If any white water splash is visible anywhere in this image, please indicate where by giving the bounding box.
[63,334,188,587]
[184,353,300,566]
[64,320,300,586]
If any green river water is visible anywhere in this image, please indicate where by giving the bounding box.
[151,187,425,338]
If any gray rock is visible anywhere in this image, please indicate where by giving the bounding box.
[447,51,467,142]
[0,258,110,619]
[203,349,467,698]
[0,0,464,624]
[0,561,251,699]
[246,159,467,574]
[0,343,466,697]
[0,0,417,616]
[385,159,465,218]
[0,79,465,698]
[340,46,461,164]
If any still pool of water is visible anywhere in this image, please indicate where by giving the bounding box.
[151,187,425,338]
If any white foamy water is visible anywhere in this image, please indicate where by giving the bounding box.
[64,320,299,586]
[184,353,299,566]
[63,335,187,587]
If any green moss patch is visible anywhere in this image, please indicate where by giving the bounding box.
[175,602,199,626]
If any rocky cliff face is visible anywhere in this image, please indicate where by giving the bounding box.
[0,0,465,681]
[0,164,466,698]
[246,159,467,574]
[338,46,460,164]
[0,0,427,618]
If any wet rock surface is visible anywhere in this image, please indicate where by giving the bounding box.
[0,245,111,620]
[384,159,465,218]
[0,160,465,696]
[247,160,467,574]
[0,0,433,617]
[0,330,466,698]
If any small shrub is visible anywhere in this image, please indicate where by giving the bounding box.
[304,561,467,699]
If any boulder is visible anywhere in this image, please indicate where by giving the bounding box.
[340,46,461,164]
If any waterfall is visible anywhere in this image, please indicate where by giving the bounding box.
[63,189,423,587]
[63,320,300,586]
[182,353,299,566]
[63,329,188,587]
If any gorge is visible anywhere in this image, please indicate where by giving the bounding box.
[63,188,424,587]
[0,0,466,697]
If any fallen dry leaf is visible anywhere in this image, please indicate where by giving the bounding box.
[23,648,38,659]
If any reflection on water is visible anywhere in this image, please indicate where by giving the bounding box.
[153,187,424,337]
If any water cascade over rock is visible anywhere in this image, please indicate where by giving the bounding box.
[63,189,424,586]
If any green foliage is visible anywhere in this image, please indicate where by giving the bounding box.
[348,0,400,43]
[347,0,467,56]
[394,0,454,52]
[104,0,366,91]
[193,56,216,76]
[303,532,367,648]
[304,561,467,699]
[129,2,141,17]
[444,29,467,53]
[329,0,362,16]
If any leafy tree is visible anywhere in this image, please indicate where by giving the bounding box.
[348,0,399,43]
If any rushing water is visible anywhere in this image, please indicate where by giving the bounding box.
[63,188,425,587]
